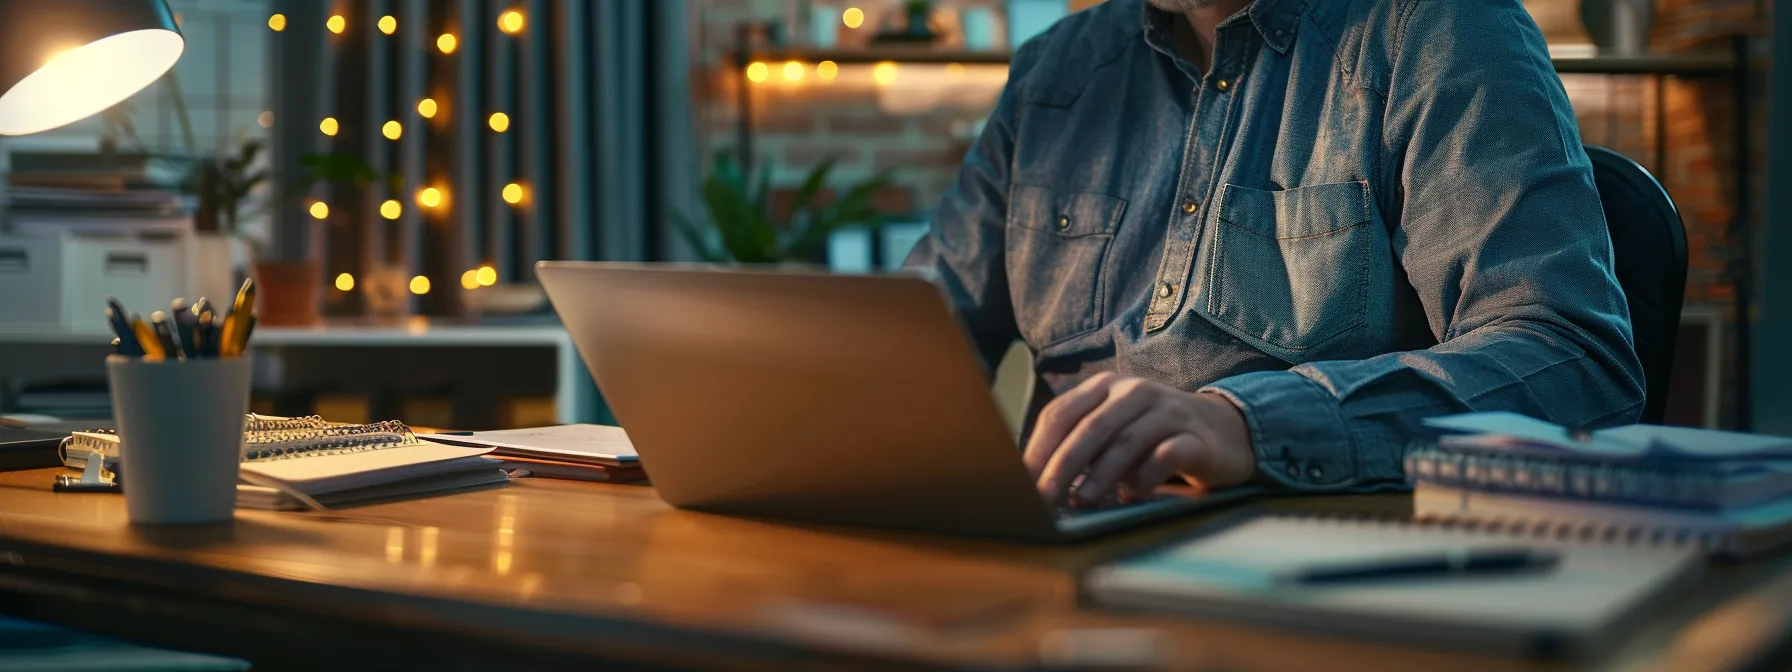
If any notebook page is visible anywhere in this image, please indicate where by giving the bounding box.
[239,442,495,493]
[420,424,637,462]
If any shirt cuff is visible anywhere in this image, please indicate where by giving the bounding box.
[1200,370,1359,492]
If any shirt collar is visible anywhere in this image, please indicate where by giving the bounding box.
[1139,0,1303,56]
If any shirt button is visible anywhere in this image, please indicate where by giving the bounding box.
[1216,79,1232,92]
[1285,464,1300,478]
[1182,200,1199,214]
[1056,215,1070,231]
[1157,283,1174,298]
[1309,466,1324,480]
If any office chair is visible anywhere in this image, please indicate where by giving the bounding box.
[1584,145,1688,424]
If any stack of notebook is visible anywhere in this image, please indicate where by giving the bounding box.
[420,424,644,483]
[1408,413,1792,557]
[64,414,508,510]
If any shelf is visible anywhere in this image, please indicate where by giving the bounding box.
[732,47,1737,76]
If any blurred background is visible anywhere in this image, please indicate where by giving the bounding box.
[0,0,1785,435]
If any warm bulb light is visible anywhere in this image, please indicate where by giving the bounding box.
[745,62,768,83]
[309,202,329,219]
[0,29,186,136]
[461,270,480,290]
[382,120,401,139]
[498,10,525,34]
[268,14,286,31]
[782,61,804,82]
[410,275,431,295]
[817,60,839,81]
[319,117,339,136]
[257,110,273,128]
[946,62,966,80]
[335,273,355,291]
[502,182,525,204]
[843,7,865,28]
[872,61,898,85]
[418,187,443,208]
[488,112,510,132]
[378,15,397,35]
[380,200,402,219]
[417,98,438,118]
[437,34,458,53]
[326,14,345,34]
[476,266,498,286]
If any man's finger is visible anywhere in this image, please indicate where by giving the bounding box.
[1022,372,1116,477]
[1038,379,1156,502]
[1124,434,1203,496]
[1075,408,1180,503]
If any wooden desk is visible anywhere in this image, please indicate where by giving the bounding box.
[0,470,1788,671]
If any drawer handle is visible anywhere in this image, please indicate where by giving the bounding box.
[105,252,149,275]
[0,248,25,273]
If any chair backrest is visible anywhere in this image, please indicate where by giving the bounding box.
[1584,145,1688,424]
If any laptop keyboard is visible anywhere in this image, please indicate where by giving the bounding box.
[1055,494,1163,521]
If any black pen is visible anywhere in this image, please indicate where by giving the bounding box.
[104,297,145,356]
[149,311,182,361]
[1278,547,1559,585]
[171,298,200,359]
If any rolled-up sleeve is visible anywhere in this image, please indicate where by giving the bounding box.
[1202,0,1646,492]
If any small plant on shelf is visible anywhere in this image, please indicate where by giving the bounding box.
[676,152,894,265]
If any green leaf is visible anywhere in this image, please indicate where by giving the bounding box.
[673,213,725,262]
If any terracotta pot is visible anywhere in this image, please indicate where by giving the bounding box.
[252,260,322,326]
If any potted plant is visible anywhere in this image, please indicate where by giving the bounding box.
[184,135,269,310]
[675,152,894,266]
[249,150,396,325]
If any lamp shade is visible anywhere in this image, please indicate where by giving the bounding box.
[0,0,184,136]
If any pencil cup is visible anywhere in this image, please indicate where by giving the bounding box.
[106,355,253,525]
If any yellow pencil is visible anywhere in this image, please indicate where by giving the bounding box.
[131,316,165,361]
[220,278,257,357]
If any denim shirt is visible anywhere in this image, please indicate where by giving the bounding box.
[904,0,1646,491]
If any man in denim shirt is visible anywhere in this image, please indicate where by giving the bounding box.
[905,0,1644,503]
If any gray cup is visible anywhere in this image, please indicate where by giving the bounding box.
[107,355,253,524]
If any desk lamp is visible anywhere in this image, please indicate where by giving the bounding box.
[0,0,185,224]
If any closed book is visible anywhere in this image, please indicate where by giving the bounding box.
[1403,446,1792,511]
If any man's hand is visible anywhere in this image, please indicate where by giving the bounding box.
[1022,373,1255,505]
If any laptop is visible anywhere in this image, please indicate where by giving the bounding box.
[536,262,1255,542]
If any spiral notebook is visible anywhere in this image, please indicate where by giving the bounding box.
[1084,513,1702,659]
[63,415,507,510]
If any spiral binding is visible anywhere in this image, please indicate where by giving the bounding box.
[1406,447,1730,508]
[59,416,424,466]
[1267,511,1715,550]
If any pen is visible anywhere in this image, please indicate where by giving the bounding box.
[196,305,220,358]
[171,298,200,359]
[1277,547,1559,585]
[130,313,166,361]
[104,306,145,357]
[150,312,181,361]
[220,278,255,358]
[109,337,121,355]
[105,296,144,356]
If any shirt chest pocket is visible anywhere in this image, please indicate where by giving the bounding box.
[1199,181,1375,359]
[1006,186,1127,347]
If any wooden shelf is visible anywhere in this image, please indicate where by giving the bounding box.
[732,47,1737,76]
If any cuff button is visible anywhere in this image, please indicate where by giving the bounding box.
[1308,466,1324,480]
[1285,464,1299,478]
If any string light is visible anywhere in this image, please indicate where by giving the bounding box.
[417,98,438,118]
[817,60,838,81]
[843,7,864,28]
[309,202,329,219]
[461,270,481,290]
[418,187,443,208]
[380,200,401,219]
[745,62,768,83]
[326,14,345,33]
[498,9,525,34]
[437,33,458,53]
[946,62,966,81]
[476,266,498,286]
[502,182,525,204]
[268,14,286,31]
[872,61,898,86]
[409,275,431,295]
[319,117,339,136]
[257,111,273,127]
[378,15,396,35]
[488,112,510,132]
[382,120,402,139]
[335,273,355,291]
[782,61,803,82]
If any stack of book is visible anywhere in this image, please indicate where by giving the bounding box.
[1408,412,1792,557]
[6,151,194,225]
